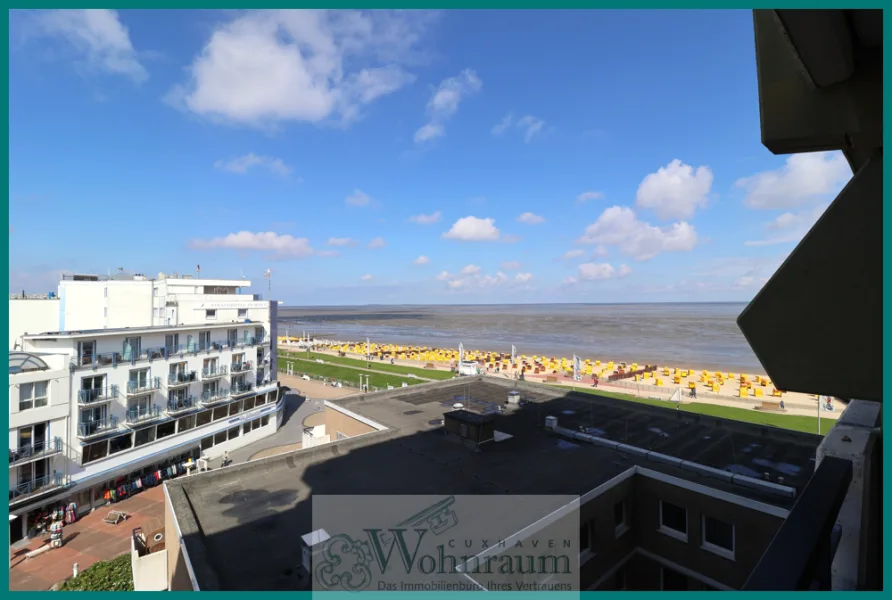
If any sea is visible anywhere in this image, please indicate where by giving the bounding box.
[276,302,766,374]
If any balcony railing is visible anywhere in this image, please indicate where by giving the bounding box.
[167,396,199,415]
[77,385,119,405]
[76,336,269,370]
[202,365,228,379]
[743,455,853,591]
[200,388,231,406]
[126,377,162,395]
[167,371,197,386]
[126,405,164,425]
[9,437,63,465]
[231,361,252,373]
[9,472,65,503]
[231,381,254,397]
[78,417,119,438]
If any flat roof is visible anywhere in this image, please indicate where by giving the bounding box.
[166,378,821,591]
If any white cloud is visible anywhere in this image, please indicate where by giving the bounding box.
[436,270,450,281]
[517,212,546,225]
[413,255,430,265]
[501,260,521,270]
[736,151,851,210]
[592,245,609,258]
[437,268,522,291]
[491,114,513,135]
[414,69,482,143]
[562,249,585,260]
[33,9,148,83]
[326,237,357,247]
[360,274,373,281]
[479,272,509,286]
[635,159,713,220]
[578,205,698,261]
[617,264,632,278]
[745,203,829,247]
[190,231,318,259]
[516,115,546,143]
[408,210,441,224]
[563,276,578,285]
[578,262,616,281]
[214,153,292,176]
[460,264,481,275]
[515,272,533,283]
[165,10,433,128]
[367,237,387,249]
[345,189,372,207]
[442,216,501,242]
[576,191,605,204]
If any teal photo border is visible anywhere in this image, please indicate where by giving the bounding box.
[3,6,888,599]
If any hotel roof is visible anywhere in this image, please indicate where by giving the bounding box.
[165,377,821,591]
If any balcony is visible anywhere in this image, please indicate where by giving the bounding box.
[9,437,63,467]
[76,351,123,369]
[230,361,252,374]
[200,388,231,406]
[78,417,119,439]
[167,395,199,415]
[126,377,162,396]
[202,365,228,380]
[9,472,66,505]
[126,405,165,426]
[167,371,197,388]
[77,385,119,405]
[231,381,254,397]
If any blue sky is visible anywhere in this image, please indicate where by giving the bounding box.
[9,9,852,305]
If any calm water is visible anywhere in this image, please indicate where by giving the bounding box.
[277,303,764,374]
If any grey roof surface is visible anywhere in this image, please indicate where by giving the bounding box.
[166,377,821,591]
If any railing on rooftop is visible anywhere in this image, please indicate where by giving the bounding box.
[9,472,65,502]
[77,417,118,438]
[743,455,853,591]
[126,405,164,425]
[8,437,63,465]
[77,385,119,405]
[127,377,162,394]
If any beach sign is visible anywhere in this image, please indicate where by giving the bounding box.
[511,345,517,363]
[459,342,464,364]
[573,355,582,381]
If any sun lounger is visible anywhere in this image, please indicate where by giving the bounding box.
[104,511,128,525]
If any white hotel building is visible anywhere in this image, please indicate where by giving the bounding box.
[8,273,281,543]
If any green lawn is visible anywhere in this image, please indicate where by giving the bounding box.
[559,386,830,435]
[281,350,456,381]
[57,553,134,591]
[277,357,426,390]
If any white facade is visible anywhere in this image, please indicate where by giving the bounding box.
[9,297,60,351]
[8,273,281,542]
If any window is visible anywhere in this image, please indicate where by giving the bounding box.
[661,568,688,591]
[201,437,213,451]
[19,381,49,411]
[227,427,240,441]
[459,423,468,438]
[579,521,591,554]
[214,431,226,445]
[134,427,156,447]
[243,396,256,411]
[614,500,629,537]
[238,309,247,318]
[614,566,627,591]
[123,336,142,359]
[229,401,242,416]
[104,307,108,317]
[243,420,254,435]
[178,415,196,433]
[129,368,149,391]
[196,410,212,427]
[213,407,228,421]
[104,287,107,298]
[227,329,238,347]
[82,441,108,464]
[153,287,158,297]
[199,331,211,350]
[658,501,688,542]
[261,415,270,427]
[255,394,266,406]
[165,334,180,351]
[109,434,133,455]
[206,309,217,320]
[157,421,176,440]
[702,515,735,559]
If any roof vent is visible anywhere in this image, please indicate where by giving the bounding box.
[133,274,147,281]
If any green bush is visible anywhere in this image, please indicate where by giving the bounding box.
[57,553,134,591]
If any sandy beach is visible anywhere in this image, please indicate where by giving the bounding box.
[278,339,843,422]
